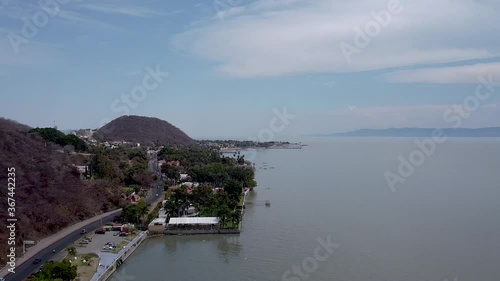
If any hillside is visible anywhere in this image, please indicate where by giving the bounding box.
[94,115,196,146]
[0,118,123,266]
[312,127,500,137]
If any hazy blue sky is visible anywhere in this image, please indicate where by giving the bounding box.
[1,0,499,138]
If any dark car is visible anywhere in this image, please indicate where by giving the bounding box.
[95,230,106,234]
[119,232,129,237]
[32,258,42,264]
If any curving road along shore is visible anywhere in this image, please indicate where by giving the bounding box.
[1,209,122,281]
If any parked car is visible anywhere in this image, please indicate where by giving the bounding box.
[113,232,119,236]
[80,229,87,234]
[32,258,42,264]
[119,232,129,237]
[95,230,105,234]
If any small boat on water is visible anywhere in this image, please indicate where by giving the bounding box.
[265,200,271,206]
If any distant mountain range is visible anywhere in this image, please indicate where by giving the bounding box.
[311,127,500,137]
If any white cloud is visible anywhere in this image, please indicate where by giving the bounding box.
[173,0,500,78]
[384,63,500,84]
[216,6,246,19]
[57,10,118,30]
[78,4,164,17]
[481,103,499,109]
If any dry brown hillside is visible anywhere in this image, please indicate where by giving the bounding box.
[0,118,123,266]
[94,115,196,146]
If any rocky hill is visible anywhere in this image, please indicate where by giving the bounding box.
[94,115,196,146]
[0,118,123,266]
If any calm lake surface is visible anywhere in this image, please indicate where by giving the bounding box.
[111,139,500,281]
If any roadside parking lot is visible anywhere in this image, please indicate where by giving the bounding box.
[76,231,130,255]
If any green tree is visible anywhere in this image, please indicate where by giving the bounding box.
[213,192,231,227]
[121,199,148,225]
[65,134,88,151]
[136,198,149,224]
[191,185,213,213]
[91,152,116,179]
[166,198,179,218]
[31,127,87,152]
[34,260,77,281]
[66,247,77,256]
[162,164,180,184]
[229,210,242,228]
[119,161,129,170]
[224,179,242,203]
[237,155,245,165]
[206,163,230,186]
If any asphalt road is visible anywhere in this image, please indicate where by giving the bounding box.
[145,149,164,205]
[146,181,164,205]
[4,213,117,281]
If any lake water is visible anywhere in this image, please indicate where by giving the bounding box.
[110,139,500,281]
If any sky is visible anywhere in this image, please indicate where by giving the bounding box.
[1,0,500,139]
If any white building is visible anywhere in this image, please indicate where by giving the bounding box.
[179,173,189,181]
[166,217,220,231]
[148,218,167,233]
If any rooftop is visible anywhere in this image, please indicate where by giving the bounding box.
[149,218,166,226]
[168,217,219,225]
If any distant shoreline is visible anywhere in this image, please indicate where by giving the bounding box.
[199,140,306,152]
[219,144,306,152]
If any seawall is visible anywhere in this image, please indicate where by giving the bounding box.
[92,231,148,281]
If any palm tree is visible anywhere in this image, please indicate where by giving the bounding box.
[166,200,179,217]
[66,247,77,256]
[136,199,149,225]
[216,207,231,229]
[230,211,241,228]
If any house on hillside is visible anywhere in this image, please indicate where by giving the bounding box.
[128,193,140,204]
[179,173,189,181]
[72,164,89,179]
[166,160,180,167]
[181,182,199,189]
